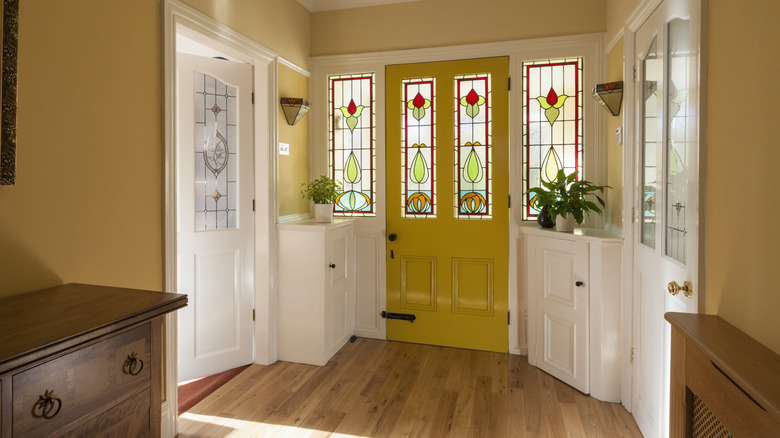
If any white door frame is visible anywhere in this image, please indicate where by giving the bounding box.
[621,0,707,415]
[162,1,306,435]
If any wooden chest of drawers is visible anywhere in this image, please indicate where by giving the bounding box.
[0,284,187,437]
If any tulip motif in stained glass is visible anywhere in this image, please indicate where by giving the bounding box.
[460,89,486,119]
[339,99,364,132]
[408,92,431,121]
[455,75,491,218]
[536,88,568,125]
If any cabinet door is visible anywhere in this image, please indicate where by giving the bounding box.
[535,238,589,393]
[326,228,351,354]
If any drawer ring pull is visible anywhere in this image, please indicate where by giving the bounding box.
[33,390,62,419]
[124,352,144,376]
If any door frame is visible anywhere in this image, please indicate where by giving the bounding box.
[621,0,708,414]
[163,1,306,435]
[310,33,606,357]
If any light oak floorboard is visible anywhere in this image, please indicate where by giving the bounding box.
[178,338,642,437]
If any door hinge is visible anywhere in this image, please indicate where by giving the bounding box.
[630,347,634,364]
[508,76,511,91]
[252,199,256,212]
[251,92,255,104]
[507,311,510,325]
[508,194,511,208]
[633,66,638,82]
[632,207,636,223]
[252,309,256,321]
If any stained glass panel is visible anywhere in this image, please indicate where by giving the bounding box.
[665,19,690,263]
[454,74,491,219]
[522,59,583,220]
[329,74,376,216]
[402,78,436,217]
[642,38,660,248]
[194,72,238,231]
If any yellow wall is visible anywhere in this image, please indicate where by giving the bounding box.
[278,65,310,217]
[605,38,624,228]
[181,0,311,68]
[311,0,606,56]
[605,0,639,44]
[705,1,780,354]
[0,0,163,298]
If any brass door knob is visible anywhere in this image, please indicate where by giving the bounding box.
[667,280,693,298]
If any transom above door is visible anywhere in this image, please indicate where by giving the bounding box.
[385,57,509,352]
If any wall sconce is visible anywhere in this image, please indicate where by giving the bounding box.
[280,97,311,126]
[592,81,623,116]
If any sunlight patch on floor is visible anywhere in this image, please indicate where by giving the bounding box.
[179,412,368,437]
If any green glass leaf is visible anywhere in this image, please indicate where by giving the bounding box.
[536,96,551,110]
[553,95,568,109]
[410,149,428,183]
[464,147,483,183]
[545,107,560,125]
[466,104,479,119]
[345,152,361,183]
[348,191,356,210]
[413,106,425,121]
[346,116,359,132]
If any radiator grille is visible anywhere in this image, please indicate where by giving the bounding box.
[692,393,733,438]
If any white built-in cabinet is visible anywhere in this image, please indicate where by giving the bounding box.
[277,219,355,366]
[522,226,622,402]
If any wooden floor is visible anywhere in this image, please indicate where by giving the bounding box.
[177,338,643,437]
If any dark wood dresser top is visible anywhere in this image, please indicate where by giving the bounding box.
[0,283,187,374]
[665,312,780,424]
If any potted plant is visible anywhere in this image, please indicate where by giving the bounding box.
[301,174,342,223]
[528,169,609,232]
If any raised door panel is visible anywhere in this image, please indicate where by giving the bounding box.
[58,389,152,438]
[536,238,589,393]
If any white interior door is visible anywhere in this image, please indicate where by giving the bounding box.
[631,0,701,436]
[176,53,254,382]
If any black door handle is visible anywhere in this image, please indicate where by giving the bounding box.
[329,263,336,269]
[388,233,398,241]
[575,281,584,287]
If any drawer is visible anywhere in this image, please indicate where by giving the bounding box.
[58,388,151,438]
[11,324,151,437]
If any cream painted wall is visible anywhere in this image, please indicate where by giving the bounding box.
[705,0,780,354]
[0,1,163,298]
[310,0,606,56]
[181,0,311,68]
[605,0,639,44]
[605,38,623,228]
[278,66,310,217]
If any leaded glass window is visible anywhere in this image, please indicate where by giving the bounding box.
[194,72,238,230]
[454,74,492,219]
[642,39,660,248]
[329,73,376,216]
[665,18,690,263]
[522,58,583,220]
[402,78,436,217]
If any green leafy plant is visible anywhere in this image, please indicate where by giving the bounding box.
[528,170,609,224]
[301,175,343,204]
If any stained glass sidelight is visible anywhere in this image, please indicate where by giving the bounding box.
[402,78,436,217]
[329,74,376,216]
[522,59,583,220]
[665,19,690,263]
[642,38,660,248]
[454,74,491,219]
[194,72,238,231]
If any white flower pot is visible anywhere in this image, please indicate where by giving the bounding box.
[314,203,334,223]
[555,213,576,232]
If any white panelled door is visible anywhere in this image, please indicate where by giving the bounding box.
[176,53,254,382]
[631,0,701,436]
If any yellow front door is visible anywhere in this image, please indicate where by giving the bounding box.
[385,57,509,352]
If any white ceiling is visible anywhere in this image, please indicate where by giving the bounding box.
[296,0,421,13]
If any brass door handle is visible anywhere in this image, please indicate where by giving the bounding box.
[668,280,693,298]
[33,389,62,419]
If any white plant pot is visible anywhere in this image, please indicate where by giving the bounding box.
[314,203,334,223]
[555,213,576,232]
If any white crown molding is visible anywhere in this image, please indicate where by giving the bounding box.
[297,0,421,13]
